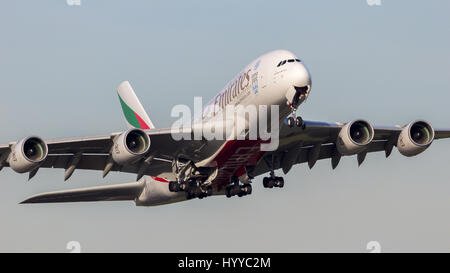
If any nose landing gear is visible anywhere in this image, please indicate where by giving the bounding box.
[286,85,309,129]
[287,115,304,129]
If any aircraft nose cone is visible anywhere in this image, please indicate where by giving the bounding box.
[293,63,312,88]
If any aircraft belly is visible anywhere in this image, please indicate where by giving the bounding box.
[209,140,266,189]
[135,176,185,206]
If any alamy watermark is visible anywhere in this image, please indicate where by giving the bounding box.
[366,241,381,253]
[367,0,381,6]
[66,241,81,253]
[170,97,280,151]
[66,0,81,6]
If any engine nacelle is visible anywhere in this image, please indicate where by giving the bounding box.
[111,128,151,165]
[337,120,374,155]
[397,120,434,157]
[8,136,48,173]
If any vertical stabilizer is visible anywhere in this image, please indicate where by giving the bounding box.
[117,81,155,129]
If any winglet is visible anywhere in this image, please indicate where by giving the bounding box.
[117,81,155,130]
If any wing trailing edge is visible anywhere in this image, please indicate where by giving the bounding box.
[20,181,145,204]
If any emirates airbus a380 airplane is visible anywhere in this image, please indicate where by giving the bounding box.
[4,49,450,206]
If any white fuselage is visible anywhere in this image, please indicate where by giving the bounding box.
[202,50,311,124]
[137,50,312,206]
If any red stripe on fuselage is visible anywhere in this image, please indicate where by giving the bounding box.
[151,176,168,183]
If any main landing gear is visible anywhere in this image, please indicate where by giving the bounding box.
[225,176,252,198]
[169,180,213,200]
[262,171,284,188]
[168,159,217,200]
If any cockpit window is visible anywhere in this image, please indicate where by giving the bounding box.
[277,59,301,67]
[277,60,286,67]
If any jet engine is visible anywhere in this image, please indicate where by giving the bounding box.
[9,136,48,173]
[111,128,151,165]
[336,120,374,155]
[397,120,434,157]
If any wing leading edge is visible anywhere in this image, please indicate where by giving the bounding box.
[254,119,450,177]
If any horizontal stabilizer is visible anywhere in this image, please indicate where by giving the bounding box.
[20,181,145,204]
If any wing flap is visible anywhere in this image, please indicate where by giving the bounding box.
[45,135,114,154]
[27,154,172,177]
[252,140,388,177]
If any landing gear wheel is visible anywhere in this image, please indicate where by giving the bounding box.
[206,186,213,196]
[274,177,284,188]
[278,177,285,188]
[287,117,295,128]
[263,176,285,188]
[225,187,232,198]
[233,185,240,195]
[296,116,304,128]
[198,192,207,199]
[263,177,269,188]
[245,184,252,195]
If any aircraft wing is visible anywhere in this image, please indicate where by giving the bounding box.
[250,120,450,177]
[0,129,215,180]
[34,128,210,160]
[20,181,145,203]
[2,118,450,181]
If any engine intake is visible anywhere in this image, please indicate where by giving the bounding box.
[9,136,48,173]
[112,128,151,165]
[397,120,434,157]
[337,120,374,155]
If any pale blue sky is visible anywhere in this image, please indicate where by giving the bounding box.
[0,0,450,252]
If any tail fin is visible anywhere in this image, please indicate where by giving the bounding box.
[117,81,155,129]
